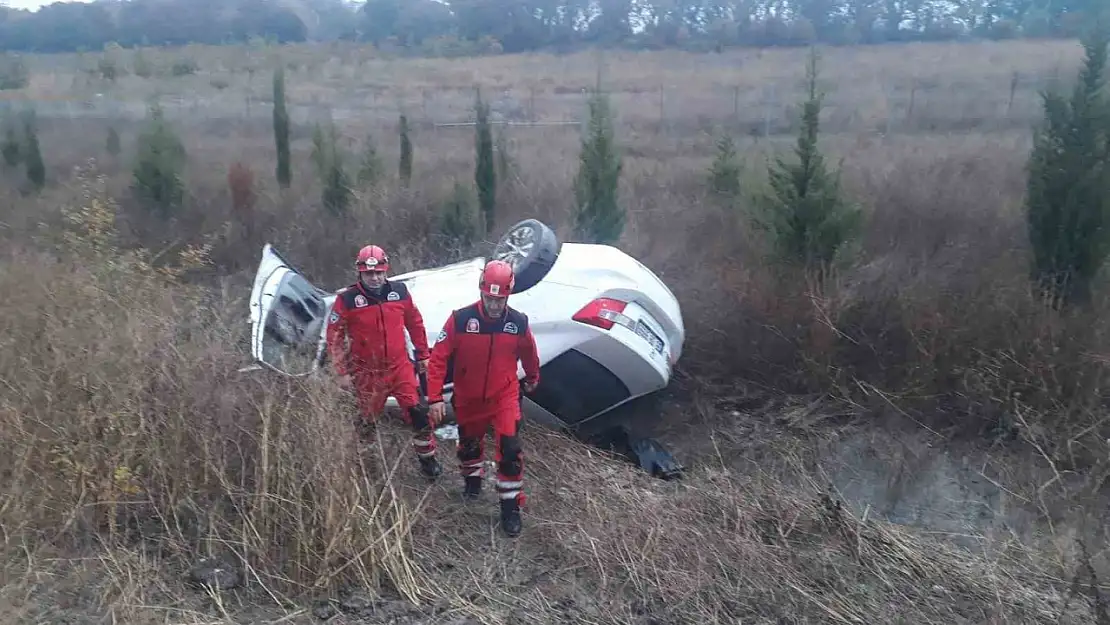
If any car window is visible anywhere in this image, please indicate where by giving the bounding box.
[258,273,329,375]
[528,349,630,424]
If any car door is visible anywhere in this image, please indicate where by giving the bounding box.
[247,244,336,376]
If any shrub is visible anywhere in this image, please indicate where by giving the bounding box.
[438,181,479,260]
[171,58,198,76]
[0,53,30,90]
[357,132,383,187]
[312,122,352,216]
[132,104,187,216]
[228,161,257,222]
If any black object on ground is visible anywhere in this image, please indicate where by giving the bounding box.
[583,424,685,480]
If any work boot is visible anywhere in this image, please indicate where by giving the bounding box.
[462,476,482,500]
[500,498,522,538]
[418,456,442,479]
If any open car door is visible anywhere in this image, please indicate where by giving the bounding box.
[247,244,335,376]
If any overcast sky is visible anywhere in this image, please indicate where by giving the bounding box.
[3,0,91,9]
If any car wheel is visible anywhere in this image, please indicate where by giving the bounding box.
[491,219,561,293]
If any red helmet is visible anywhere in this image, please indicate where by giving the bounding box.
[355,245,389,272]
[479,260,515,298]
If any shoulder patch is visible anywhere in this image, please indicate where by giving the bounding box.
[328,310,340,324]
[338,285,360,307]
[435,329,447,343]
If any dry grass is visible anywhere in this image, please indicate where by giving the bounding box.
[0,170,430,622]
[16,38,1083,136]
[1,38,1109,623]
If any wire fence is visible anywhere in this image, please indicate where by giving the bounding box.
[0,71,1060,138]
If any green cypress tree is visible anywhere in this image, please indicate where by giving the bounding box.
[756,48,861,271]
[474,88,496,235]
[1,119,20,168]
[311,122,351,217]
[440,181,478,259]
[399,114,412,187]
[573,86,624,245]
[273,66,291,188]
[708,132,742,199]
[1025,26,1110,307]
[22,109,45,191]
[131,104,186,215]
[357,132,382,187]
[106,126,121,157]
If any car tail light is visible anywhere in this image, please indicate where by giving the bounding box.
[572,297,632,331]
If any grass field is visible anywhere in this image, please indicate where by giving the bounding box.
[1,38,1109,623]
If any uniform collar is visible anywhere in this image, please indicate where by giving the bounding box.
[356,279,390,300]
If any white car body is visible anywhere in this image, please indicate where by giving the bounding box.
[246,234,685,431]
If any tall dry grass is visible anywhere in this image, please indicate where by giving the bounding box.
[13,67,1110,456]
[686,134,1110,445]
[0,164,436,620]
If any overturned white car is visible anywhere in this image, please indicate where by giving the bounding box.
[246,219,686,434]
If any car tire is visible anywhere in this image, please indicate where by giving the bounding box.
[491,218,561,293]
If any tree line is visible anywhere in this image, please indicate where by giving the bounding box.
[0,0,1103,55]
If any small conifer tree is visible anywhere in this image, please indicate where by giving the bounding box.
[273,66,291,188]
[2,119,20,168]
[106,126,121,157]
[131,104,186,215]
[474,88,497,235]
[357,132,382,187]
[709,133,742,198]
[1025,26,1110,307]
[312,122,351,216]
[399,114,413,187]
[573,85,624,245]
[440,181,479,260]
[756,48,861,271]
[22,109,45,191]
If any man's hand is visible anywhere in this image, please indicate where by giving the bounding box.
[428,401,446,426]
[522,379,538,394]
[337,374,352,389]
[417,358,428,374]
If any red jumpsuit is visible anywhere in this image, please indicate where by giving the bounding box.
[326,280,435,459]
[426,300,540,506]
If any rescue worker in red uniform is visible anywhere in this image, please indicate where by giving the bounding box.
[426,260,540,537]
[326,244,442,479]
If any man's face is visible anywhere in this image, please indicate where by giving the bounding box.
[482,294,507,318]
[360,270,387,291]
